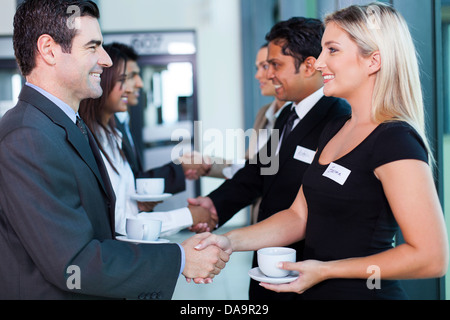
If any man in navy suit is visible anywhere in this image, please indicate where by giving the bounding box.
[189,18,351,300]
[0,0,228,300]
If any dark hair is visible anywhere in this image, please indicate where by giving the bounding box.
[13,0,100,76]
[79,45,128,174]
[109,42,139,61]
[265,17,324,73]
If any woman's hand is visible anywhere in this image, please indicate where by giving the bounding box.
[194,232,233,255]
[259,260,327,295]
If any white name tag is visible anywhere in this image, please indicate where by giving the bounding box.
[294,146,316,164]
[323,162,351,185]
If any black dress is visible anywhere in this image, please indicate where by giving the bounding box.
[301,115,429,300]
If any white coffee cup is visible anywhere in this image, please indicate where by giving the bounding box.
[126,218,162,241]
[257,247,296,278]
[136,178,164,195]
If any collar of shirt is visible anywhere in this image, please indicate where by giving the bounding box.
[292,87,324,122]
[276,87,325,155]
[265,100,291,130]
[25,82,77,124]
[115,111,130,124]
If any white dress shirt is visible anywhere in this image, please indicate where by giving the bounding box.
[98,126,193,236]
[251,101,290,158]
[276,87,324,154]
[25,82,77,123]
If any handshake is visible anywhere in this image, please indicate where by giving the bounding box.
[181,196,229,284]
[180,230,232,284]
[179,151,213,180]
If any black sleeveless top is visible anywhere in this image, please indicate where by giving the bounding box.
[301,115,428,300]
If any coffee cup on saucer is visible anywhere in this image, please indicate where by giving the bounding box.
[136,178,164,195]
[126,218,162,241]
[257,247,296,278]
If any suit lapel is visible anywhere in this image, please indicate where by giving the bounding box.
[274,103,293,131]
[85,128,117,237]
[115,115,142,175]
[18,86,112,201]
[257,104,291,189]
[277,96,333,167]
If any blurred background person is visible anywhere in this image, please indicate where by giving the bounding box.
[207,43,289,181]
[79,45,214,236]
[110,42,211,212]
[198,43,290,229]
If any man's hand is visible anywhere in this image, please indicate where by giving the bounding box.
[181,233,230,283]
[137,201,162,212]
[188,204,218,232]
[179,151,212,180]
[187,197,218,233]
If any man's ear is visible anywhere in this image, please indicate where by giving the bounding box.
[368,51,381,75]
[303,56,318,77]
[36,34,57,66]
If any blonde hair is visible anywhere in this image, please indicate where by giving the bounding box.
[325,2,434,166]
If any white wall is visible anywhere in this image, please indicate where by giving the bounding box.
[0,0,15,35]
[1,0,244,162]
[99,0,244,196]
[99,0,244,159]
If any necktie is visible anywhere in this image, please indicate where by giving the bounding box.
[123,120,137,156]
[281,108,299,144]
[75,116,116,237]
[76,116,89,142]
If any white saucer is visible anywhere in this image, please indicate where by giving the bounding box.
[248,267,299,284]
[116,235,170,244]
[130,193,172,202]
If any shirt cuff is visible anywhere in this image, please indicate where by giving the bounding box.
[172,207,194,227]
[177,243,185,276]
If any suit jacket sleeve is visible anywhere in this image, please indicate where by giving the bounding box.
[208,160,264,227]
[208,104,289,227]
[0,111,181,300]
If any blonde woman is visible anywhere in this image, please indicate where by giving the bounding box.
[195,3,448,300]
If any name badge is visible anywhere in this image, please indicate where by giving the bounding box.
[294,146,316,164]
[323,162,351,185]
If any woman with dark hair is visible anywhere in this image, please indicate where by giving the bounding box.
[80,45,204,237]
[80,45,135,235]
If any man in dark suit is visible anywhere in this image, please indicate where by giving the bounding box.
[188,17,350,300]
[0,0,228,300]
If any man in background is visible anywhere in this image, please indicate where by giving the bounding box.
[112,42,210,198]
